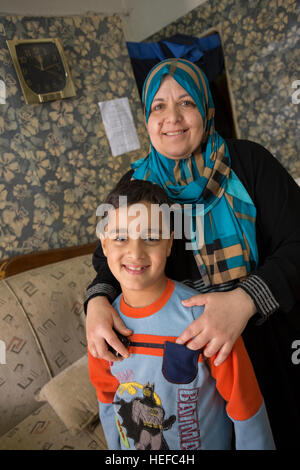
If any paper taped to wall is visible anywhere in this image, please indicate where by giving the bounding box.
[0,80,6,104]
[98,97,140,157]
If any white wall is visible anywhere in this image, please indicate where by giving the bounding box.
[0,0,124,16]
[122,0,208,41]
[0,0,208,41]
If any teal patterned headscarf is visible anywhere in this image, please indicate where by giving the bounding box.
[131,58,258,287]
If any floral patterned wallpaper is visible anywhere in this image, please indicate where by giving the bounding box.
[0,14,149,260]
[0,2,299,261]
[149,0,300,177]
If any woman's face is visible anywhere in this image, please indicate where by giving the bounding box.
[146,75,204,160]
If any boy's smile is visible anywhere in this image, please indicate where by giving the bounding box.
[100,202,173,308]
[123,264,150,274]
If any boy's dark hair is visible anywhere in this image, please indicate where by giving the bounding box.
[98,179,174,235]
[104,178,172,208]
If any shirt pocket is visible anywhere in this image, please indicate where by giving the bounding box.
[162,341,202,384]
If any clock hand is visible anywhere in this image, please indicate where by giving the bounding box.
[43,62,60,71]
[36,54,44,71]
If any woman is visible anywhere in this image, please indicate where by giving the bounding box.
[86,58,300,448]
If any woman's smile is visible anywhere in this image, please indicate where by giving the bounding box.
[163,128,189,137]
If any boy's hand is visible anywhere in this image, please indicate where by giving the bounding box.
[176,288,257,366]
[86,296,132,362]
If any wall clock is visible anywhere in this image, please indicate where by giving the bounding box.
[6,38,76,104]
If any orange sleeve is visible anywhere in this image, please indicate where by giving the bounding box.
[88,349,119,403]
[208,336,263,420]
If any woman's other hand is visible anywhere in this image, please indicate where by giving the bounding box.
[86,296,132,361]
[176,288,257,366]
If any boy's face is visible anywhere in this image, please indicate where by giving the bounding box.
[100,201,173,297]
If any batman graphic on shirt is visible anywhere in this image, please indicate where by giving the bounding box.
[114,382,176,450]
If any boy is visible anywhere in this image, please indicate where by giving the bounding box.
[88,179,275,450]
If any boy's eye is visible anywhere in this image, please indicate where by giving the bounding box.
[112,235,127,242]
[143,236,160,242]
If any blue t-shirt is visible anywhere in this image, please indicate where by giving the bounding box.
[88,279,275,450]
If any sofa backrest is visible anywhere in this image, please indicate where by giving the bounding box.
[0,253,94,436]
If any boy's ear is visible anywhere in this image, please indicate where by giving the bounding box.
[99,233,107,257]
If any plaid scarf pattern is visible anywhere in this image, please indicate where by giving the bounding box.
[131,58,258,287]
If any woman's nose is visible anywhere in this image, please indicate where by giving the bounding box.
[165,104,182,124]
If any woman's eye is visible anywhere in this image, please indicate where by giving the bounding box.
[180,100,196,107]
[151,103,163,112]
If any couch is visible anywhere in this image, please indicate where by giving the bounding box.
[0,248,108,450]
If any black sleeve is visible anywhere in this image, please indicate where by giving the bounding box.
[228,139,300,319]
[84,169,134,313]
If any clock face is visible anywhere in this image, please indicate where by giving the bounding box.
[15,42,67,94]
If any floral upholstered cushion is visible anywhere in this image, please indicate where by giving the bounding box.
[0,402,107,450]
[0,254,94,437]
[36,354,99,435]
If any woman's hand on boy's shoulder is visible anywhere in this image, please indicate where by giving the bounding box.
[176,288,256,366]
[86,296,132,362]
